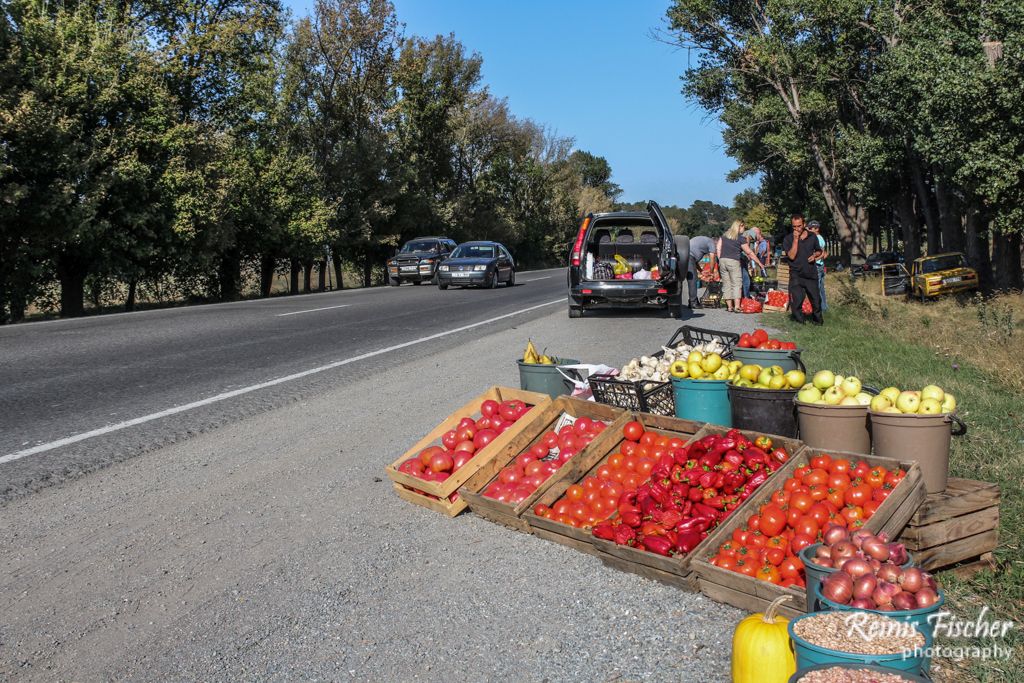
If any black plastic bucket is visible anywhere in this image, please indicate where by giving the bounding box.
[728,384,799,437]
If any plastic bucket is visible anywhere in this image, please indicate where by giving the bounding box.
[800,545,915,613]
[731,347,806,373]
[815,584,946,641]
[789,663,931,683]
[728,384,798,437]
[788,611,932,675]
[796,401,872,454]
[516,358,579,398]
[672,378,731,426]
[870,411,966,494]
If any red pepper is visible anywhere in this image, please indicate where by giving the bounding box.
[744,447,768,468]
[747,469,769,490]
[620,510,642,528]
[670,466,687,484]
[592,521,615,541]
[687,486,703,502]
[640,496,659,518]
[755,436,773,450]
[674,530,704,554]
[702,487,719,500]
[713,472,725,489]
[692,502,718,519]
[641,535,674,556]
[704,494,725,509]
[613,524,636,546]
[618,502,640,516]
[648,481,672,507]
[699,447,725,469]
[680,500,693,516]
[619,490,638,507]
[641,520,666,537]
[698,435,718,449]
[660,509,683,529]
[676,516,710,533]
[672,482,690,499]
[723,450,744,468]
[698,471,717,489]
[678,448,700,467]
[773,447,790,464]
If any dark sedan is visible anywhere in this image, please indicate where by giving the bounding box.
[436,241,516,289]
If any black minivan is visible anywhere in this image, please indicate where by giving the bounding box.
[566,201,687,318]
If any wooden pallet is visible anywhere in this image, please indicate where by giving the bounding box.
[897,478,1000,574]
[595,550,699,591]
[386,386,551,515]
[691,447,926,614]
[522,413,704,555]
[458,398,626,533]
[776,263,790,290]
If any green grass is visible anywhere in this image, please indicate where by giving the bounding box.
[767,305,1024,681]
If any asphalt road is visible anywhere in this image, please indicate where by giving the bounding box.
[0,269,570,501]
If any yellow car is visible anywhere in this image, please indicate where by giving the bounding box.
[908,252,979,301]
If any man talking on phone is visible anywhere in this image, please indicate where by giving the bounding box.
[783,213,824,325]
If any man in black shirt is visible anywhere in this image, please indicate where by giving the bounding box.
[782,213,824,324]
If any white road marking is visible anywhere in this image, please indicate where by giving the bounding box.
[0,298,564,465]
[276,304,350,317]
[519,276,554,282]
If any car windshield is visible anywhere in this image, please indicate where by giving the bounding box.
[452,245,495,259]
[922,254,965,273]
[868,253,894,263]
[399,240,439,254]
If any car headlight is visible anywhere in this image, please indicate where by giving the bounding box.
[439,265,449,272]
[473,265,488,271]
[421,259,434,264]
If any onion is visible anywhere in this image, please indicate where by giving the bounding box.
[892,592,918,611]
[851,530,875,549]
[922,572,938,591]
[900,567,925,593]
[862,538,891,561]
[877,604,896,612]
[831,541,857,561]
[868,558,882,573]
[841,557,873,579]
[888,543,909,566]
[851,598,876,609]
[823,524,848,546]
[822,572,854,604]
[815,546,832,560]
[873,585,894,606]
[877,531,890,543]
[915,588,940,608]
[876,562,902,583]
[853,574,877,600]
[815,557,834,568]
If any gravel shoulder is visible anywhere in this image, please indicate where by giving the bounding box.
[0,307,759,682]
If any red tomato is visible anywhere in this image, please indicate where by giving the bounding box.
[806,503,831,527]
[574,417,594,435]
[623,421,644,442]
[480,399,499,418]
[635,458,655,477]
[827,488,846,509]
[844,483,872,507]
[622,473,644,490]
[793,516,820,540]
[747,514,761,532]
[807,484,828,502]
[757,564,781,583]
[759,505,787,537]
[802,468,829,486]
[452,451,473,470]
[732,529,751,545]
[885,469,907,488]
[790,533,815,554]
[717,556,738,571]
[790,492,814,513]
[737,560,757,577]
[639,432,658,448]
[533,503,551,517]
[842,505,865,523]
[608,453,625,469]
[810,454,833,471]
[863,500,881,517]
[828,473,851,490]
[473,429,498,450]
[865,466,887,489]
[442,430,458,450]
[786,506,802,528]
[829,458,852,475]
[780,556,804,579]
[783,478,803,493]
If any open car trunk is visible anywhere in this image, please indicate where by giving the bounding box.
[582,223,664,282]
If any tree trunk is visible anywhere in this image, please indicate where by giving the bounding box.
[56,251,88,318]
[332,252,344,290]
[992,230,1023,291]
[303,259,314,292]
[126,278,137,312]
[934,178,963,253]
[89,277,102,311]
[218,251,241,301]
[964,207,993,293]
[8,288,25,323]
[362,257,373,288]
[318,259,327,291]
[259,254,276,297]
[289,258,301,294]
[895,188,920,265]
[909,159,940,254]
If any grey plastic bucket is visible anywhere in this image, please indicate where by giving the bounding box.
[730,347,806,373]
[517,358,580,398]
[796,401,872,454]
[870,411,967,494]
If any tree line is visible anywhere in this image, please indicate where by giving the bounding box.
[0,0,625,321]
[666,0,1024,291]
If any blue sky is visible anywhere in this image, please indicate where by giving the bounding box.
[284,0,756,208]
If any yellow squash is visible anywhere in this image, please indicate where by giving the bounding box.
[731,596,796,683]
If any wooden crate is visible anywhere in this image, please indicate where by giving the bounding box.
[897,478,1000,573]
[522,413,704,556]
[763,303,788,313]
[458,398,626,533]
[777,263,790,290]
[385,386,551,515]
[595,549,699,591]
[589,423,807,581]
[691,447,927,615]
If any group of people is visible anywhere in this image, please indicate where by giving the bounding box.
[681,213,828,324]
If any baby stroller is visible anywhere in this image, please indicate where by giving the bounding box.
[698,261,723,308]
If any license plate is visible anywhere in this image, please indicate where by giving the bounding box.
[452,271,471,277]
[944,276,962,284]
[400,266,417,272]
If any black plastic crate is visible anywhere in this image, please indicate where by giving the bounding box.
[656,325,741,358]
[589,376,675,416]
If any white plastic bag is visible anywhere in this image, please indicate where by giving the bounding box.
[557,364,618,401]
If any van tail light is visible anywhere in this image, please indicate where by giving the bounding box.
[657,288,668,294]
[582,289,593,294]
[570,217,591,266]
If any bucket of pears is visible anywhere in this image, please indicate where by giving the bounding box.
[868,385,966,494]
[517,339,580,399]
[726,361,809,438]
[795,372,879,455]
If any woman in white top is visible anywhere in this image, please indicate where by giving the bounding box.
[717,221,765,313]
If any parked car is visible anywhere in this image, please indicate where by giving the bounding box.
[566,201,683,318]
[850,251,904,277]
[908,252,979,301]
[436,241,516,289]
[386,237,457,286]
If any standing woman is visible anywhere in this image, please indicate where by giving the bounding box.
[717,221,765,312]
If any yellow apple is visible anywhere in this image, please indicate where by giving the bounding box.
[824,386,845,405]
[840,396,861,406]
[880,387,901,403]
[895,391,921,413]
[797,386,822,403]
[713,365,731,380]
[740,364,762,382]
[785,370,806,389]
[688,362,705,379]
[940,393,957,413]
[840,376,862,397]
[813,371,835,391]
[768,375,788,390]
[870,394,892,412]
[854,392,872,406]
[670,360,689,378]
[921,385,945,403]
[687,351,704,364]
[918,398,943,414]
[701,352,723,373]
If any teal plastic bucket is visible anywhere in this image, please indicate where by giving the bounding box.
[815,584,945,641]
[788,611,932,675]
[672,378,731,426]
[730,347,805,373]
[800,545,915,613]
[516,358,579,398]
[789,663,931,683]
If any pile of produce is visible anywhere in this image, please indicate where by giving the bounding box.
[869,384,957,415]
[737,328,797,350]
[792,611,926,655]
[396,398,534,501]
[593,429,791,557]
[708,453,908,586]
[764,290,789,309]
[731,365,806,391]
[521,339,556,365]
[532,421,684,528]
[618,340,729,384]
[796,371,873,406]
[481,417,608,504]
[794,667,915,683]
[668,351,742,381]
[815,531,941,611]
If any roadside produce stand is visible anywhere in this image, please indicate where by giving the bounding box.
[384,324,1002,683]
